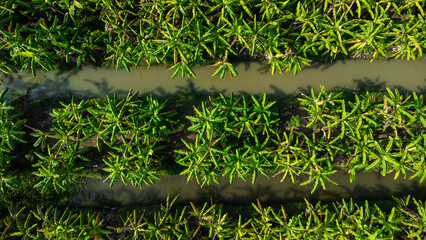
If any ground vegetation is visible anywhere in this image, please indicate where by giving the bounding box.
[1,195,426,239]
[1,86,425,196]
[0,0,425,77]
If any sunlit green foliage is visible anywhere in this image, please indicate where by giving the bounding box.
[15,87,426,194]
[2,196,426,239]
[178,87,426,193]
[296,86,426,186]
[31,91,177,193]
[177,93,280,186]
[0,0,425,78]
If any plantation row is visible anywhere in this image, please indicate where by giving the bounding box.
[1,195,426,239]
[0,0,425,77]
[1,86,426,194]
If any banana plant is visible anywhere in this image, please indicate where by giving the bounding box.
[176,136,228,186]
[102,143,159,188]
[300,159,338,194]
[250,94,279,137]
[32,142,87,194]
[298,86,341,128]
[0,88,26,192]
[411,92,426,128]
[116,210,147,239]
[389,135,418,180]
[143,195,188,239]
[345,135,373,182]
[31,102,94,194]
[379,88,416,137]
[409,133,426,183]
[272,128,305,183]
[365,137,400,177]
[131,95,177,145]
[298,130,339,193]
[186,101,227,141]
[50,96,93,140]
[344,94,378,140]
[190,199,234,239]
[387,19,423,60]
[240,138,274,184]
[206,0,239,25]
[250,200,277,238]
[33,206,111,239]
[348,19,389,60]
[266,50,287,75]
[1,205,38,239]
[221,15,250,54]
[156,22,196,78]
[89,92,138,146]
[0,88,27,162]
[221,148,251,183]
[242,16,269,56]
[189,21,217,63]
[211,59,238,79]
[320,7,355,58]
[324,98,359,144]
[228,96,258,140]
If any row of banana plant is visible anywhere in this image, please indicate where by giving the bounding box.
[2,87,426,194]
[296,86,426,189]
[0,0,425,77]
[2,195,426,239]
[30,91,177,193]
[179,87,426,193]
[177,93,280,186]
